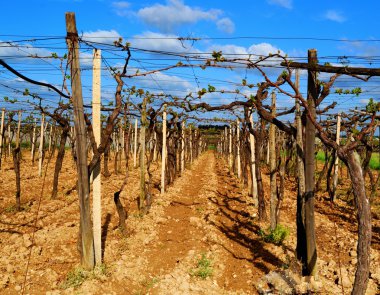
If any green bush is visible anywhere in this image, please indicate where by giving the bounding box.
[315,150,326,162]
[191,253,213,279]
[60,267,88,289]
[258,224,290,245]
[60,264,108,289]
[369,153,380,170]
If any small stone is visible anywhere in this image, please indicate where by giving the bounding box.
[23,235,33,248]
[15,285,21,291]
[370,271,380,283]
[309,277,323,292]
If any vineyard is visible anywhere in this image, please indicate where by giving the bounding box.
[0,10,380,295]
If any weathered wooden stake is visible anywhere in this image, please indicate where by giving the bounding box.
[48,123,53,153]
[189,128,193,163]
[8,123,11,157]
[295,69,307,264]
[16,111,21,148]
[181,121,185,175]
[332,113,341,200]
[0,108,5,166]
[304,49,318,276]
[139,97,147,211]
[236,119,241,179]
[269,92,278,230]
[66,12,94,270]
[249,112,258,205]
[160,105,167,194]
[153,130,157,162]
[38,114,45,177]
[133,118,138,168]
[31,118,36,163]
[228,124,232,170]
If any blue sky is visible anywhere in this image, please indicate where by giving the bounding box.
[1,0,379,119]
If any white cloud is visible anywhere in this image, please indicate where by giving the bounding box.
[216,18,235,34]
[207,42,284,59]
[136,0,222,32]
[128,70,193,96]
[79,51,93,66]
[0,41,52,63]
[82,29,122,44]
[111,1,131,17]
[267,0,292,9]
[248,42,285,56]
[324,10,346,23]
[130,31,200,53]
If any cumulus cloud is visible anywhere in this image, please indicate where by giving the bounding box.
[216,18,235,34]
[207,42,284,59]
[324,10,346,23]
[136,0,222,32]
[128,69,193,96]
[82,29,122,44]
[248,43,285,56]
[112,0,235,34]
[0,41,52,63]
[267,0,292,9]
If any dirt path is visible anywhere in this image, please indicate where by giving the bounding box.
[98,151,283,295]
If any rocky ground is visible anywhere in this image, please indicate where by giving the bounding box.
[0,150,379,294]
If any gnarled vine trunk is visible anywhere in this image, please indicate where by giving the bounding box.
[342,151,371,295]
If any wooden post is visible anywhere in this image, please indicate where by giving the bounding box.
[8,123,12,157]
[269,92,278,230]
[92,48,102,265]
[31,118,36,162]
[189,128,193,163]
[181,121,185,175]
[38,114,45,177]
[0,110,3,169]
[332,113,341,200]
[139,96,147,212]
[0,108,5,166]
[133,118,138,168]
[153,130,157,162]
[249,112,258,205]
[304,49,318,276]
[66,12,94,270]
[295,69,307,263]
[194,129,197,159]
[13,111,22,211]
[16,111,22,148]
[198,130,202,157]
[160,105,167,194]
[120,123,124,160]
[236,119,241,178]
[48,123,53,153]
[114,128,119,174]
[228,124,232,170]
